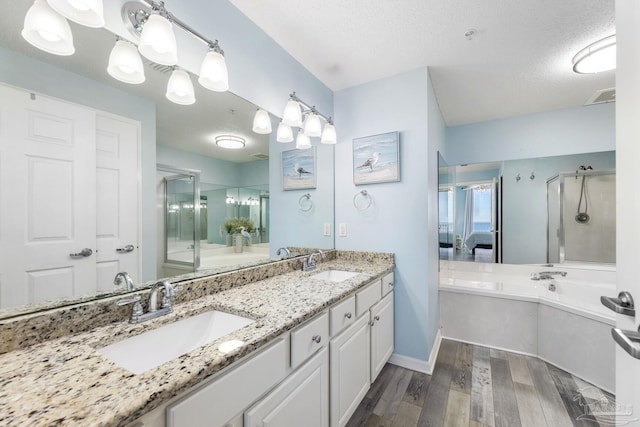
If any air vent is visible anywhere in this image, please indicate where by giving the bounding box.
[252,153,269,160]
[142,59,173,74]
[584,87,616,106]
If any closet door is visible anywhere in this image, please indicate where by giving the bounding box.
[95,113,141,291]
[0,84,96,307]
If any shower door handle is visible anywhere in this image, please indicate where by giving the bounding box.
[612,328,640,359]
[601,291,635,317]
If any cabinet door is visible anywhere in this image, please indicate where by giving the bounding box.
[330,314,371,427]
[370,291,394,382]
[245,346,329,427]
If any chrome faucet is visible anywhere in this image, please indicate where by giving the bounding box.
[116,281,177,323]
[276,247,291,259]
[302,249,326,272]
[531,271,567,281]
[113,272,134,291]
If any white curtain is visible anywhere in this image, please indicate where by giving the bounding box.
[463,188,474,247]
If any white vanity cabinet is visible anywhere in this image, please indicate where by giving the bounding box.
[370,291,394,381]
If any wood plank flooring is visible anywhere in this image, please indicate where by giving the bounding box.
[346,339,614,427]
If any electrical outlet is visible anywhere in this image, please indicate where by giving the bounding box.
[323,223,331,236]
[338,223,347,237]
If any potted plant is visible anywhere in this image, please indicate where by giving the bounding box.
[224,218,237,246]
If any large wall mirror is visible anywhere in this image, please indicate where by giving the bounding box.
[0,1,334,317]
[439,150,615,266]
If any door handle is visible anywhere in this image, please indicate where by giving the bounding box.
[116,244,135,253]
[601,291,635,316]
[612,328,640,359]
[69,248,93,258]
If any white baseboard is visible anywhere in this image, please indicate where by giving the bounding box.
[388,330,442,375]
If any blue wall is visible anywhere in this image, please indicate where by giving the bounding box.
[334,68,445,363]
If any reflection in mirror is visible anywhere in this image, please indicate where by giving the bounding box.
[0,3,334,317]
[439,151,615,266]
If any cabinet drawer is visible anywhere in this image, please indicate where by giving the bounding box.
[381,272,394,296]
[291,311,329,368]
[167,337,289,427]
[356,280,382,318]
[330,295,356,337]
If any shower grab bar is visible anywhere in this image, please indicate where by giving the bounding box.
[612,328,640,359]
[600,291,635,317]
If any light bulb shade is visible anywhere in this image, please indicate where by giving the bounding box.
[276,122,294,143]
[22,0,75,56]
[107,40,145,84]
[282,99,302,127]
[166,69,195,105]
[320,123,337,144]
[252,109,272,134]
[572,35,616,74]
[198,50,229,92]
[296,130,311,149]
[46,0,104,28]
[303,113,322,138]
[138,13,178,66]
[216,135,245,149]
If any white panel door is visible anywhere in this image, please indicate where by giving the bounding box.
[95,113,140,292]
[370,292,394,381]
[0,84,96,307]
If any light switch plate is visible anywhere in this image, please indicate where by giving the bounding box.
[338,223,347,237]
[323,223,331,236]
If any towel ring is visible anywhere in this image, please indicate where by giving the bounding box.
[298,193,313,212]
[353,190,372,211]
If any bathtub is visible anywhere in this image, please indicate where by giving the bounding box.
[439,260,616,392]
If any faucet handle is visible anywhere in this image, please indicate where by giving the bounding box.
[116,295,143,318]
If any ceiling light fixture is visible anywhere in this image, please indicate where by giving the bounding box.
[166,68,195,105]
[572,34,616,74]
[216,135,246,150]
[107,38,145,84]
[47,0,105,28]
[279,92,337,146]
[22,0,75,56]
[252,109,272,134]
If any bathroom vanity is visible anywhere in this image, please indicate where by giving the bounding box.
[0,251,394,427]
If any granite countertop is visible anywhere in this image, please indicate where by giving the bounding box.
[0,256,394,426]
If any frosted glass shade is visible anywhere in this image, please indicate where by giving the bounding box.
[320,123,337,144]
[282,100,302,127]
[296,131,311,149]
[252,109,272,134]
[138,14,177,66]
[303,113,322,138]
[22,0,75,56]
[47,0,104,28]
[276,122,294,143]
[572,35,616,74]
[107,40,145,84]
[166,69,195,105]
[198,50,229,92]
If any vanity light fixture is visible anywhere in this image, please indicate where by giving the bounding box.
[216,135,246,150]
[137,6,178,66]
[47,0,105,28]
[276,122,294,143]
[252,109,272,134]
[166,68,195,105]
[107,38,145,84]
[22,0,75,56]
[198,42,229,92]
[572,35,616,74]
[279,92,337,146]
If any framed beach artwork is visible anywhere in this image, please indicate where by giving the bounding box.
[282,147,316,190]
[353,131,400,185]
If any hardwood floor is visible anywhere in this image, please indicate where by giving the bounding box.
[346,339,614,427]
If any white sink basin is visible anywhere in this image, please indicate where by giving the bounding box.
[311,269,360,282]
[98,310,254,374]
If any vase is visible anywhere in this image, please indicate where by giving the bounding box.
[235,234,243,253]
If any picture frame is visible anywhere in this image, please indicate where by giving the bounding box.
[282,147,316,190]
[353,131,400,185]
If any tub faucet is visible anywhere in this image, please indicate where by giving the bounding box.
[302,249,326,272]
[113,272,134,291]
[531,271,567,281]
[276,247,291,259]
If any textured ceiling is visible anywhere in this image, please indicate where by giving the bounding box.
[229,0,615,125]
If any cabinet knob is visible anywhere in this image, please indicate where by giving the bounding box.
[388,282,394,288]
[374,315,380,321]
[312,335,322,344]
[369,320,375,327]
[344,312,352,319]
